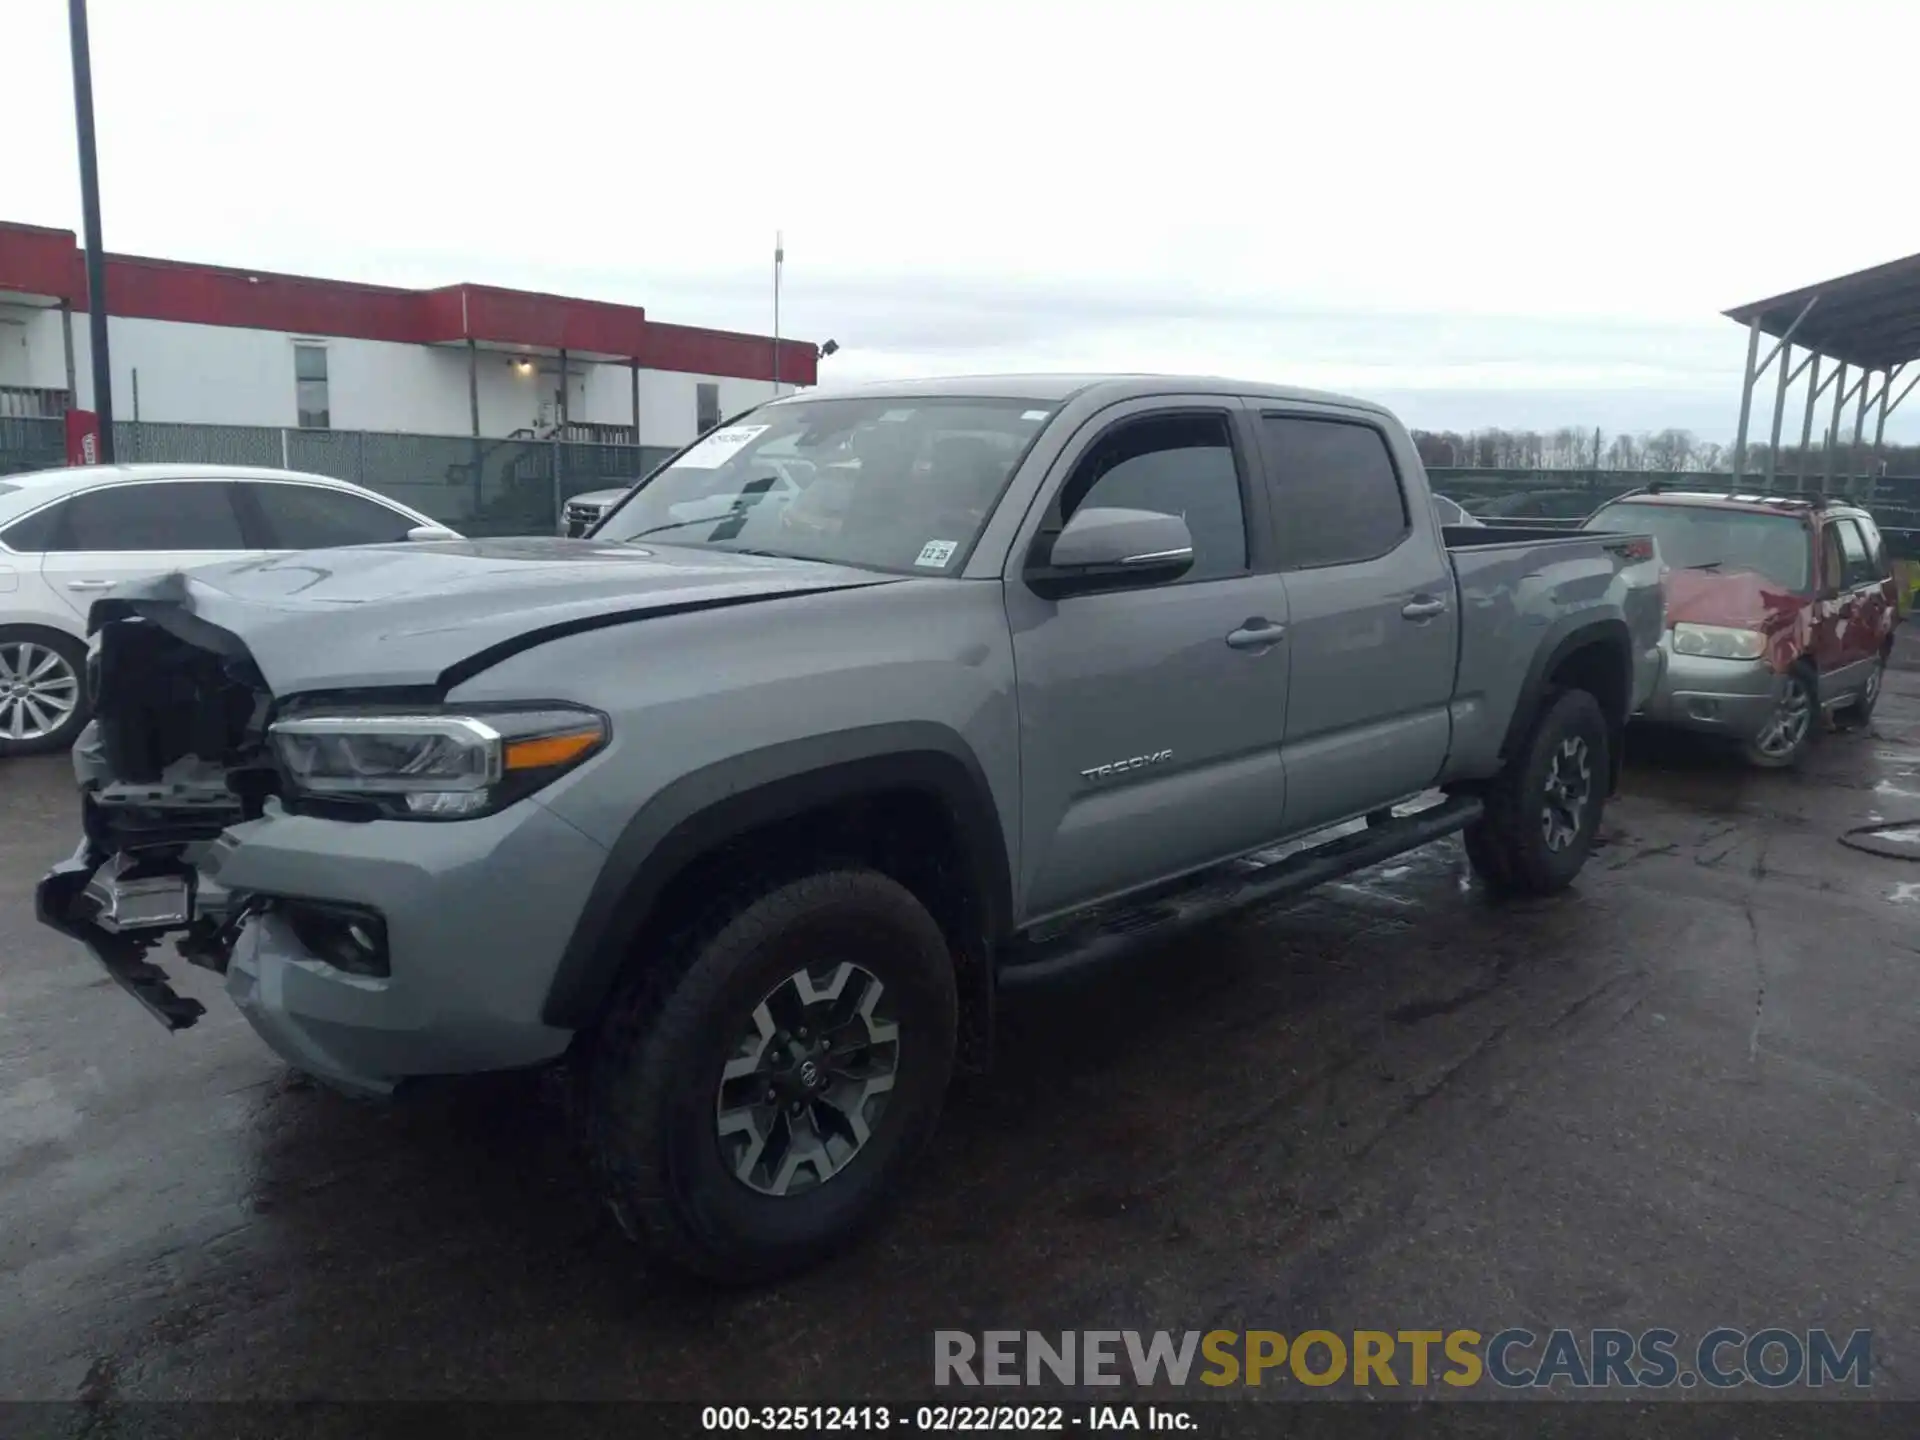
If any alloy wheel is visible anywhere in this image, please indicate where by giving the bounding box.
[715,961,901,1197]
[1754,675,1813,759]
[0,641,81,742]
[1540,734,1592,853]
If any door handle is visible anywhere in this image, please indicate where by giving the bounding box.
[1401,596,1447,620]
[65,579,116,591]
[1226,620,1287,650]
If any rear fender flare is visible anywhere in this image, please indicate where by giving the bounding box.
[1500,615,1633,788]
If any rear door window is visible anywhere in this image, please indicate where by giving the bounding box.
[243,483,418,548]
[58,482,245,552]
[1257,416,1409,569]
[0,499,70,553]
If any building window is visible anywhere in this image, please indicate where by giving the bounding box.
[696,382,721,435]
[294,344,330,429]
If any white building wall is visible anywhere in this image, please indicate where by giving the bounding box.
[0,308,31,386]
[323,337,474,436]
[30,313,783,446]
[575,365,769,445]
[0,304,75,391]
[67,316,294,426]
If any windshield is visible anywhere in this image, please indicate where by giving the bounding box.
[1584,501,1811,592]
[592,396,1055,573]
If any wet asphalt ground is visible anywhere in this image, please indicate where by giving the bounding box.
[4,642,1920,1409]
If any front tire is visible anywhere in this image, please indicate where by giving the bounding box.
[0,627,90,758]
[1742,663,1817,768]
[587,869,958,1284]
[1464,686,1610,897]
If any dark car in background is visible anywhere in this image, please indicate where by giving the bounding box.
[1463,488,1601,522]
[1583,491,1898,767]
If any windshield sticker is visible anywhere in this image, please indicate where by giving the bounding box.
[878,409,914,423]
[674,424,770,469]
[1021,409,1051,421]
[915,539,958,568]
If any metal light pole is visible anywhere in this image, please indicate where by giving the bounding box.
[68,0,114,461]
[772,231,784,396]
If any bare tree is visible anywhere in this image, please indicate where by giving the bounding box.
[1643,429,1696,472]
[1399,424,1920,476]
[1606,433,1641,470]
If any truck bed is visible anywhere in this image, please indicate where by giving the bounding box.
[1437,521,1664,784]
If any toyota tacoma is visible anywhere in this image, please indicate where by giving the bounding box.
[36,375,1663,1282]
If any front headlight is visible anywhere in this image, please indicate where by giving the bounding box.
[1670,623,1767,661]
[269,707,607,819]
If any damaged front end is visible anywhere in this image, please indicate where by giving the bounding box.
[36,604,281,1030]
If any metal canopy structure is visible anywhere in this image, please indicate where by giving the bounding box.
[1724,249,1920,496]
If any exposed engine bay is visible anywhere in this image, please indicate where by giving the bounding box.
[84,627,272,825]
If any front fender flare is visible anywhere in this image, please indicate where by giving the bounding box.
[540,722,1012,1030]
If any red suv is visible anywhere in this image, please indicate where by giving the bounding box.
[1582,491,1899,767]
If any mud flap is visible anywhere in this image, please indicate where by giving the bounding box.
[34,844,207,1031]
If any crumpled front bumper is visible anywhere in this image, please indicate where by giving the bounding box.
[35,793,608,1098]
[36,843,210,1031]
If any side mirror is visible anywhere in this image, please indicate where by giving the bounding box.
[1028,506,1194,598]
[406,524,461,543]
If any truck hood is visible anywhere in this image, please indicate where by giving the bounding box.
[1663,566,1807,632]
[93,536,896,695]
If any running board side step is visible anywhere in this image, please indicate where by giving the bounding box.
[997,794,1484,987]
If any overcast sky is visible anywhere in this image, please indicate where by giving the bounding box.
[13,0,1920,440]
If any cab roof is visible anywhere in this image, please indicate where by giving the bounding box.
[776,372,1391,415]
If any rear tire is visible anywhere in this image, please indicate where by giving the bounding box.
[0,627,90,758]
[1464,687,1610,897]
[1835,651,1887,730]
[587,868,958,1284]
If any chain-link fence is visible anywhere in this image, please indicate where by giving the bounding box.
[0,419,678,535]
[0,417,66,477]
[6,421,1920,546]
[274,430,677,535]
[1427,468,1920,544]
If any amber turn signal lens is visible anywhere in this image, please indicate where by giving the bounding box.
[503,727,603,772]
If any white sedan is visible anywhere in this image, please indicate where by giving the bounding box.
[0,463,458,756]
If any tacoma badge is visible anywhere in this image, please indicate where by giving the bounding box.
[1080,749,1173,782]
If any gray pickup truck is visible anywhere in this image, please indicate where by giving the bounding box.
[37,375,1662,1282]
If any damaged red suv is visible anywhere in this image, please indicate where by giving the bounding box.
[1581,490,1899,767]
